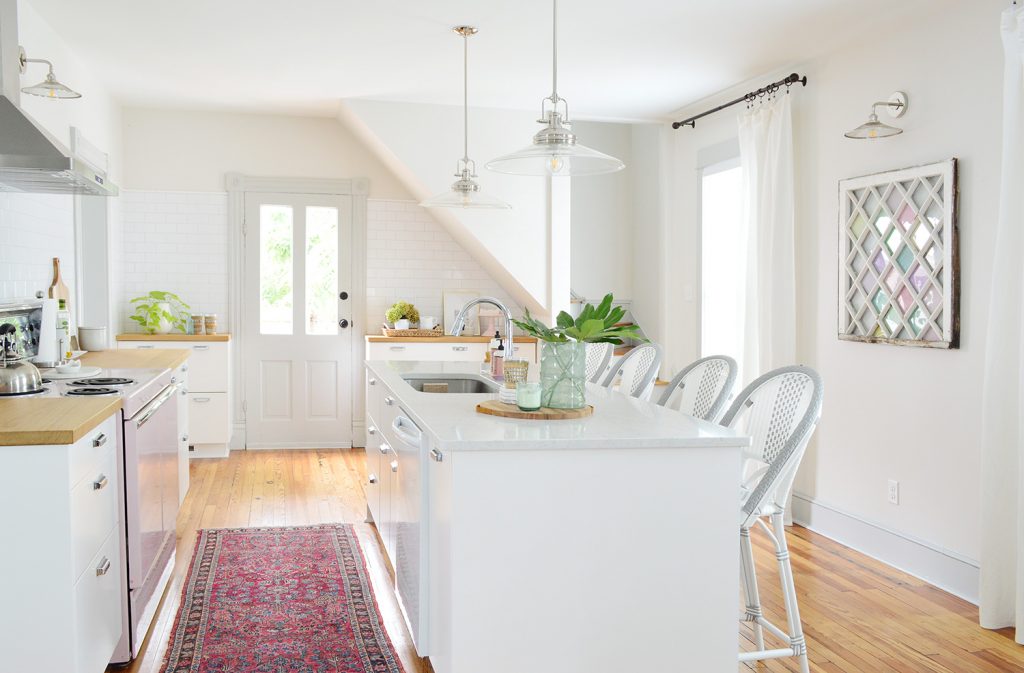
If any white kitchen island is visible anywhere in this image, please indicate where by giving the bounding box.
[364,360,748,673]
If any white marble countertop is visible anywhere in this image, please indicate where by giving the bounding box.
[366,360,750,451]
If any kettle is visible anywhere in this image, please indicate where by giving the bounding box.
[0,327,44,396]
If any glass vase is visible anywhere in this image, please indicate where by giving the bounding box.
[540,341,587,409]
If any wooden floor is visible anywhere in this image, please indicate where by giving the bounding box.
[109,449,1023,673]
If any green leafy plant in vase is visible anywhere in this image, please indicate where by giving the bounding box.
[129,291,191,335]
[386,301,421,330]
[514,293,644,409]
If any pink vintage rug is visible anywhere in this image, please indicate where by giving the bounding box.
[160,524,405,673]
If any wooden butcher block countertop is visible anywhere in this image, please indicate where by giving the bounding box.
[79,348,189,369]
[0,397,122,446]
[116,333,231,342]
[365,335,539,343]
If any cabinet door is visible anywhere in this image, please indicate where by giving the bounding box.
[188,392,230,444]
[363,416,382,523]
[119,341,229,392]
[389,412,426,655]
[176,365,190,504]
[367,342,488,362]
[379,438,395,562]
[73,530,122,673]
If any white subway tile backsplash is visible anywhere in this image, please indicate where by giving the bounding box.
[0,193,75,302]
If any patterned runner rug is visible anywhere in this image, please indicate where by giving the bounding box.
[161,524,406,673]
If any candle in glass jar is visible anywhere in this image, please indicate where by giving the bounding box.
[516,382,542,411]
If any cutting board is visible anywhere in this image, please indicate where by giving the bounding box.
[475,399,594,420]
[48,258,78,350]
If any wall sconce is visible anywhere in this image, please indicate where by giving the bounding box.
[19,46,81,99]
[845,92,907,139]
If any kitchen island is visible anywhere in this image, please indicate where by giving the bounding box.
[364,359,748,673]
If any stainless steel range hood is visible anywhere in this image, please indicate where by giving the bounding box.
[0,96,117,196]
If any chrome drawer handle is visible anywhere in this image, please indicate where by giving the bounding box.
[193,345,210,351]
[367,426,376,435]
[452,346,469,352]
[137,345,155,349]
[430,449,444,463]
[182,434,189,442]
[96,557,111,576]
[194,397,211,403]
[368,473,378,484]
[181,388,188,396]
[92,433,107,448]
[384,396,395,406]
[389,346,406,351]
[93,474,108,490]
[368,377,377,385]
[170,376,177,384]
[390,460,399,473]
[379,442,390,455]
[182,364,189,372]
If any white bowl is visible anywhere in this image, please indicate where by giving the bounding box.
[78,326,108,352]
[56,360,81,374]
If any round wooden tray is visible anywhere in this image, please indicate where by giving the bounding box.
[381,326,444,337]
[476,399,594,420]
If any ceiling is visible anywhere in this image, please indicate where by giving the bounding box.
[28,0,938,121]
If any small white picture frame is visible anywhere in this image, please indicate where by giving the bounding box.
[443,290,480,336]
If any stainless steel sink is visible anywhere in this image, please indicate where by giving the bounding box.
[401,375,498,394]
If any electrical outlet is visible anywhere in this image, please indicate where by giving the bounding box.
[887,479,900,505]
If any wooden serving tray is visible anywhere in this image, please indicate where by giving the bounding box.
[476,399,594,420]
[381,326,444,337]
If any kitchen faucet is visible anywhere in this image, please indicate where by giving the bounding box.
[450,297,515,360]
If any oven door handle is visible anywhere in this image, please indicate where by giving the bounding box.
[134,385,177,429]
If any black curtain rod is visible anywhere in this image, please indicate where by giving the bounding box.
[671,73,808,129]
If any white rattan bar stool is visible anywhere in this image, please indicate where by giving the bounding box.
[655,355,738,422]
[601,343,662,401]
[584,342,614,384]
[719,365,823,673]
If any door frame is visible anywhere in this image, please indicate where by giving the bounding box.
[226,173,369,450]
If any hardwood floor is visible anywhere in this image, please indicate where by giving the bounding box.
[109,449,1023,673]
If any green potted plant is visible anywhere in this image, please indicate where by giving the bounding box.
[386,301,420,330]
[514,293,644,409]
[129,291,191,335]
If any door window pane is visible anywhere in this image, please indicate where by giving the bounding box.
[701,162,745,381]
[305,206,339,335]
[260,204,293,335]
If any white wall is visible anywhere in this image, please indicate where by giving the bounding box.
[569,121,633,303]
[0,192,73,300]
[121,107,411,198]
[341,99,553,316]
[117,191,229,332]
[366,199,521,329]
[665,0,999,599]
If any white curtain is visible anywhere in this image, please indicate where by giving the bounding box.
[981,3,1024,642]
[737,93,796,383]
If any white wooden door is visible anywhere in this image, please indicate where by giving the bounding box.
[243,192,353,448]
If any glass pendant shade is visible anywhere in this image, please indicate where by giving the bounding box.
[486,137,625,176]
[844,113,902,139]
[21,72,80,99]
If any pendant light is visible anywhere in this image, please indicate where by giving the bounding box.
[421,26,510,210]
[485,0,624,177]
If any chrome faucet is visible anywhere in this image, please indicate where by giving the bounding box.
[450,297,515,360]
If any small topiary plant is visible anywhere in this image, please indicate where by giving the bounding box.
[385,301,420,325]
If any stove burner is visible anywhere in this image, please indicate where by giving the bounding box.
[69,377,135,387]
[64,387,120,397]
[0,386,47,397]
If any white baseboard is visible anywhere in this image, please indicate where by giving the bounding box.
[791,492,979,605]
[229,423,245,450]
[246,442,352,450]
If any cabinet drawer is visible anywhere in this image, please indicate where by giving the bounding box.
[367,342,488,362]
[69,415,118,489]
[71,449,118,583]
[364,414,382,523]
[120,341,229,391]
[74,531,122,673]
[188,392,230,444]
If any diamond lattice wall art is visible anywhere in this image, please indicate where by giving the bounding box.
[838,159,959,348]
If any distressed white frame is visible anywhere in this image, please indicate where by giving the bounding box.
[226,174,369,448]
[837,159,959,349]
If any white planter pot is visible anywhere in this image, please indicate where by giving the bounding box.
[394,319,411,330]
[155,302,173,334]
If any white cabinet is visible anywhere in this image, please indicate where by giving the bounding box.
[363,370,428,656]
[0,414,123,673]
[118,338,232,457]
[174,360,190,504]
[366,339,537,364]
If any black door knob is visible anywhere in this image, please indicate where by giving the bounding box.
[339,291,349,300]
[338,319,350,329]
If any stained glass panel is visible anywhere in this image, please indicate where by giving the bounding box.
[838,159,958,348]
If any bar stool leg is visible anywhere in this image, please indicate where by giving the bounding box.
[771,512,809,673]
[739,525,765,651]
